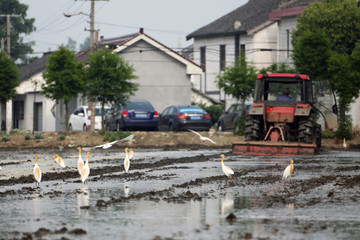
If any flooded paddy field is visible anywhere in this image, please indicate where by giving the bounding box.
[0,147,360,240]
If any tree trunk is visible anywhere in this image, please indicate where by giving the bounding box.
[65,100,69,136]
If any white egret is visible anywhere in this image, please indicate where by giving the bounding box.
[81,152,90,184]
[124,147,130,173]
[282,159,294,181]
[220,154,234,179]
[53,154,66,168]
[188,129,216,144]
[77,147,84,175]
[33,154,42,187]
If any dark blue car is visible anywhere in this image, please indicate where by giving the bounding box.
[158,105,212,131]
[105,100,159,131]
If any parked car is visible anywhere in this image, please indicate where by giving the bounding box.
[68,106,110,131]
[217,103,252,132]
[105,100,159,131]
[157,105,212,131]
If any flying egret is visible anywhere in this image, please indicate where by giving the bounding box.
[81,152,90,184]
[220,154,234,181]
[188,129,216,144]
[343,138,347,149]
[92,140,120,149]
[33,154,42,187]
[124,147,130,173]
[53,154,66,168]
[282,159,294,181]
[77,147,84,175]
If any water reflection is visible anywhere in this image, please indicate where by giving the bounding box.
[33,191,41,219]
[77,185,90,217]
[124,182,130,197]
[221,193,234,217]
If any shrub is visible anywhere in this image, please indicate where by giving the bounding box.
[24,135,31,140]
[58,135,65,141]
[34,133,43,140]
[103,131,131,142]
[235,115,246,136]
[335,115,352,140]
[322,130,336,139]
[1,135,9,142]
[197,103,223,126]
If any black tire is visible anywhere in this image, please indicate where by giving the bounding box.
[83,124,87,132]
[168,123,176,132]
[244,115,262,141]
[217,121,224,132]
[297,113,315,144]
[316,124,322,148]
[68,124,73,132]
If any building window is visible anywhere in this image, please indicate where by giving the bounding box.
[200,46,206,71]
[287,29,290,58]
[240,44,245,58]
[220,45,226,71]
[14,101,24,120]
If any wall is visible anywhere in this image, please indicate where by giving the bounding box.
[118,40,192,113]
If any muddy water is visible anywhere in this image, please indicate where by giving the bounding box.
[0,148,360,239]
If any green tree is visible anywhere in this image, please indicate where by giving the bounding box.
[292,29,332,80]
[65,37,77,52]
[0,0,35,62]
[0,51,19,103]
[79,37,90,51]
[41,46,84,135]
[85,49,138,131]
[292,0,360,138]
[259,62,296,74]
[0,50,19,130]
[216,57,257,109]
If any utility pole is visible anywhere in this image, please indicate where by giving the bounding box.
[75,0,108,132]
[0,14,21,57]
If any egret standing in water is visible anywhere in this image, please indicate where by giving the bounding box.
[220,154,234,183]
[53,154,66,168]
[124,147,130,173]
[128,148,134,160]
[77,147,84,175]
[34,154,42,187]
[81,152,90,184]
[282,159,294,181]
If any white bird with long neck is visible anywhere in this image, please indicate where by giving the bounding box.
[343,138,347,149]
[188,129,216,144]
[282,159,294,181]
[128,148,134,160]
[33,154,42,187]
[81,152,90,184]
[124,147,130,173]
[53,154,66,168]
[77,147,84,175]
[220,154,234,179]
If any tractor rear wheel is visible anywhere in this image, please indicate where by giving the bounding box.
[244,115,262,141]
[298,113,316,144]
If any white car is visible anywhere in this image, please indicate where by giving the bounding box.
[68,106,110,131]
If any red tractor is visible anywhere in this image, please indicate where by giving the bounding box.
[233,73,322,155]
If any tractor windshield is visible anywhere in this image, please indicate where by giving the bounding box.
[255,78,312,104]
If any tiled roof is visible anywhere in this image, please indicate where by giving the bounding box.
[186,0,283,40]
[18,52,52,82]
[76,32,140,62]
[279,0,316,9]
